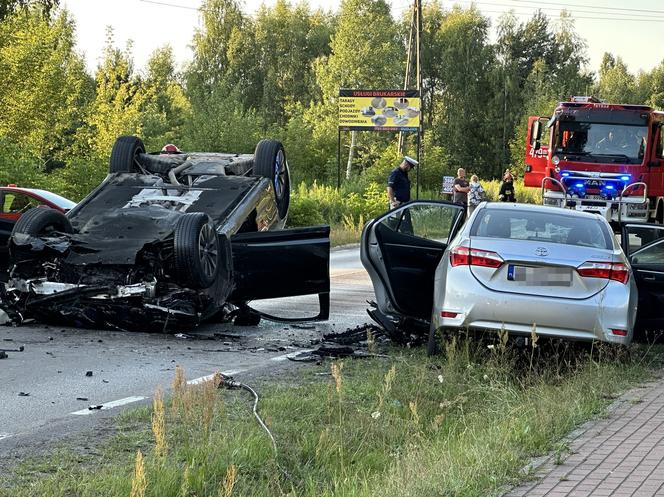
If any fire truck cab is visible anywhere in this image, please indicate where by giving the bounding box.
[525,96,664,226]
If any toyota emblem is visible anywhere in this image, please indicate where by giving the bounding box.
[535,247,549,257]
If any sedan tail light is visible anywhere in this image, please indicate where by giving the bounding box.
[576,261,629,284]
[450,246,503,268]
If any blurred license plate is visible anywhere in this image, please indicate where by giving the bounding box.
[507,265,572,286]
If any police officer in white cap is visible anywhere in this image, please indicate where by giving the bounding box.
[387,156,418,209]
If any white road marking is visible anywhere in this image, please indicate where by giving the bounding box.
[69,370,245,416]
[0,432,13,441]
[270,349,315,362]
[187,370,243,385]
[70,396,146,416]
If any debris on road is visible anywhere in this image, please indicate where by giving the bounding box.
[76,397,89,401]
[174,333,193,340]
[0,345,24,352]
[88,404,103,410]
[18,392,29,397]
[323,323,384,345]
[291,323,316,330]
[85,371,93,377]
[0,344,24,358]
[286,324,389,362]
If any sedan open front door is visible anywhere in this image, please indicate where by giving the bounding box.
[621,223,664,334]
[361,201,465,337]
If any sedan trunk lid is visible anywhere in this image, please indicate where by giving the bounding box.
[468,238,615,299]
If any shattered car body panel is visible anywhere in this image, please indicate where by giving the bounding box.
[3,137,330,331]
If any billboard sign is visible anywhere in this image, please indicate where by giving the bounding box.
[338,89,420,131]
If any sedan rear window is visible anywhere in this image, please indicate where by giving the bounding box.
[470,208,613,250]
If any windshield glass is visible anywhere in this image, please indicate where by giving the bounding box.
[470,208,614,250]
[554,121,647,164]
[30,189,76,210]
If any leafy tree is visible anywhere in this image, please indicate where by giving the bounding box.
[0,0,58,21]
[595,53,638,104]
[82,29,146,159]
[311,0,402,179]
[253,0,333,123]
[0,8,92,168]
[141,45,191,151]
[428,7,497,174]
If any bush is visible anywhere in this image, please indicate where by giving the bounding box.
[287,181,389,227]
[288,196,325,226]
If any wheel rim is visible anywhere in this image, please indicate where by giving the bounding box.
[198,223,218,279]
[273,149,286,199]
[133,146,145,170]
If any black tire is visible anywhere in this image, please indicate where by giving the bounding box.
[427,325,441,356]
[12,207,73,237]
[109,136,145,173]
[254,139,290,219]
[173,213,220,289]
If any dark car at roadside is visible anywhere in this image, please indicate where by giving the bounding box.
[2,136,330,331]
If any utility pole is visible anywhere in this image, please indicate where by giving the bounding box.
[398,0,422,155]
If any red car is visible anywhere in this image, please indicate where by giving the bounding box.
[0,185,76,270]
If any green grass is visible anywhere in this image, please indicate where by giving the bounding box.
[1,340,662,497]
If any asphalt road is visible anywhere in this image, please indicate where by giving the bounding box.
[0,246,373,452]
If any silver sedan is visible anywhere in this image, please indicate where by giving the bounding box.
[361,201,640,352]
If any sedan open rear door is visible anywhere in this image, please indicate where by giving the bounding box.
[229,225,330,320]
[621,223,664,333]
[361,201,465,335]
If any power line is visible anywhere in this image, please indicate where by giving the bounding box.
[139,0,201,11]
[510,0,664,16]
[463,0,664,19]
[450,1,664,22]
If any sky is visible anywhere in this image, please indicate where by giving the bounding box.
[62,0,664,77]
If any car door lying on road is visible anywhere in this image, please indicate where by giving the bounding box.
[360,201,465,338]
[621,223,664,334]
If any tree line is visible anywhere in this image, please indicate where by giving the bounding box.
[2,0,664,201]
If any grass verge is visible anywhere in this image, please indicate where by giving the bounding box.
[1,339,662,497]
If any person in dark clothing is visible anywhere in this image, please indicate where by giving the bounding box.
[499,169,516,202]
[387,156,418,209]
[452,168,470,208]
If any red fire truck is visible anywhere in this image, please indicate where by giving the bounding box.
[525,96,664,225]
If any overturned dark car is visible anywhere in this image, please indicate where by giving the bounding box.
[2,137,330,331]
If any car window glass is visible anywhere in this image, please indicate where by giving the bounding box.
[630,238,664,266]
[625,226,664,258]
[379,204,460,242]
[470,208,613,249]
[2,193,40,214]
[658,128,664,159]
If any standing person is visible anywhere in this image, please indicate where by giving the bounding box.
[499,168,516,202]
[387,156,418,209]
[453,168,470,208]
[468,174,485,216]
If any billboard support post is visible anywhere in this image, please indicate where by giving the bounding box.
[337,129,341,188]
[416,129,421,199]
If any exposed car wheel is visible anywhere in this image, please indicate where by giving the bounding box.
[12,207,73,237]
[254,139,290,219]
[109,136,145,173]
[173,213,220,289]
[427,325,441,356]
[10,207,74,264]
